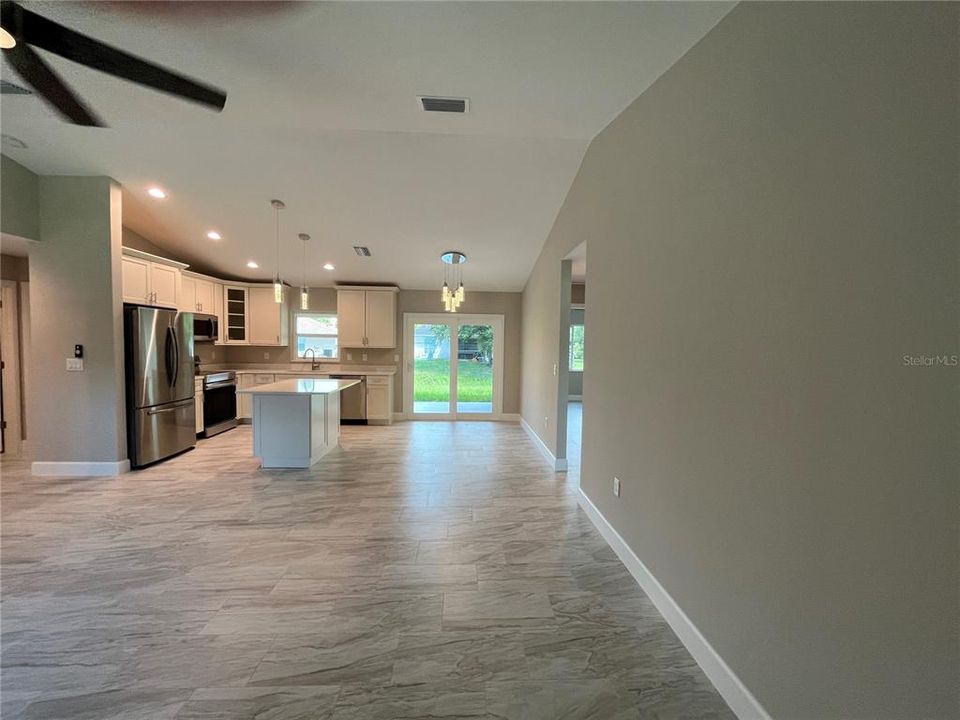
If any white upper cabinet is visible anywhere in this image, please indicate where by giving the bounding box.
[180,275,197,312]
[337,287,398,348]
[121,255,151,304]
[181,274,217,314]
[121,249,185,309]
[365,291,396,348]
[149,264,180,308]
[195,279,217,314]
[337,290,367,348]
[248,286,289,346]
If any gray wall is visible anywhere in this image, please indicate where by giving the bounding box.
[31,177,126,464]
[520,3,959,718]
[0,155,39,240]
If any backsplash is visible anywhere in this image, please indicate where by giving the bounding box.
[216,344,397,367]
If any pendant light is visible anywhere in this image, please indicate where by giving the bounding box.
[440,251,466,312]
[270,199,285,303]
[298,233,310,310]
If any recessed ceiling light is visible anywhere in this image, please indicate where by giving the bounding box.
[323,263,335,271]
[0,28,16,50]
[206,231,222,240]
[147,187,167,199]
[246,261,259,269]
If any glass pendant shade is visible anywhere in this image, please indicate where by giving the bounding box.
[273,279,283,303]
[271,199,285,304]
[440,251,466,312]
[300,287,309,310]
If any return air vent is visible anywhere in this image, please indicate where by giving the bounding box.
[418,96,469,113]
[353,246,372,257]
[1,80,32,95]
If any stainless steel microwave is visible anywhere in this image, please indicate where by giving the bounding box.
[193,313,218,342]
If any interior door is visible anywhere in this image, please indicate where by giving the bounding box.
[403,313,504,419]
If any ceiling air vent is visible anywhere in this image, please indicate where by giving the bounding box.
[353,246,372,257]
[419,96,468,114]
[1,80,32,95]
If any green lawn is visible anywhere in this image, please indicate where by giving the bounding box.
[414,359,493,402]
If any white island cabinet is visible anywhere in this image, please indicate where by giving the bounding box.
[237,378,360,468]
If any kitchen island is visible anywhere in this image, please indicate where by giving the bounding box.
[237,378,360,468]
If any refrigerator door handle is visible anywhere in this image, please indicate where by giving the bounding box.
[164,327,175,388]
[171,327,180,389]
[147,398,194,415]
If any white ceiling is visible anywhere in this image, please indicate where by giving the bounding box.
[1,1,732,290]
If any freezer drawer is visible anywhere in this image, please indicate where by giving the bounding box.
[130,398,196,468]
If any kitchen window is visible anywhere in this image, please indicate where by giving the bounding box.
[295,312,338,360]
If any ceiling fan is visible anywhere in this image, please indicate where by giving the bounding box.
[0,0,227,127]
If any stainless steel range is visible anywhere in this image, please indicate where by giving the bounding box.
[199,370,237,437]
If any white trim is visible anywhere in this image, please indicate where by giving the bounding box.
[121,246,189,269]
[576,488,771,720]
[568,394,583,401]
[520,416,567,471]
[31,460,131,477]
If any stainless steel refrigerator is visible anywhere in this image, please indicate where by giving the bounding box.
[124,305,196,468]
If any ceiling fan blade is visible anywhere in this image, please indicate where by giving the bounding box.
[7,1,227,112]
[4,42,104,126]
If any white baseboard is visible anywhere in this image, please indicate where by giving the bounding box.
[520,416,566,471]
[31,459,131,478]
[577,487,771,720]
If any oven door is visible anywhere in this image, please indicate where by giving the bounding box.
[203,379,237,437]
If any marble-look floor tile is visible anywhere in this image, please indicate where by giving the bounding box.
[442,591,556,630]
[248,628,399,686]
[175,686,340,719]
[331,681,488,720]
[1,422,733,720]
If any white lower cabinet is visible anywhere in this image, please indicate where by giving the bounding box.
[194,379,204,434]
[366,375,392,424]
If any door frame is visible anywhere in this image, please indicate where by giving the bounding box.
[0,280,22,456]
[402,312,505,420]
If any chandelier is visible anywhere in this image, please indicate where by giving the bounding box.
[440,251,466,312]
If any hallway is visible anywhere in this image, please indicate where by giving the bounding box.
[1,421,731,719]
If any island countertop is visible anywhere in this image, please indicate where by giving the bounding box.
[237,378,360,396]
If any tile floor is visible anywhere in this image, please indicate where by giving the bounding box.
[0,421,733,719]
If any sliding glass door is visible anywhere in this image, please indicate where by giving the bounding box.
[404,313,504,419]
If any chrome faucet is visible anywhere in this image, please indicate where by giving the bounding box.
[303,348,320,371]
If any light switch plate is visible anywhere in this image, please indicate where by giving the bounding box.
[66,358,84,371]
[613,477,621,497]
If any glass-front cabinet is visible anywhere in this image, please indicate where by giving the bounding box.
[224,286,248,344]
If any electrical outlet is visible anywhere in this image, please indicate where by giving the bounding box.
[362,352,368,361]
[394,353,399,362]
[66,358,84,371]
[211,350,216,359]
[543,416,549,429]
[347,352,353,361]
[263,352,270,360]
[553,363,558,376]
[613,477,621,497]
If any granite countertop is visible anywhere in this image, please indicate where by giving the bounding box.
[236,378,361,395]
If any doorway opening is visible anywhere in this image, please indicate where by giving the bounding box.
[558,243,585,476]
[402,313,505,419]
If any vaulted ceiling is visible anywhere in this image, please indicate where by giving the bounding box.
[1,1,733,290]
